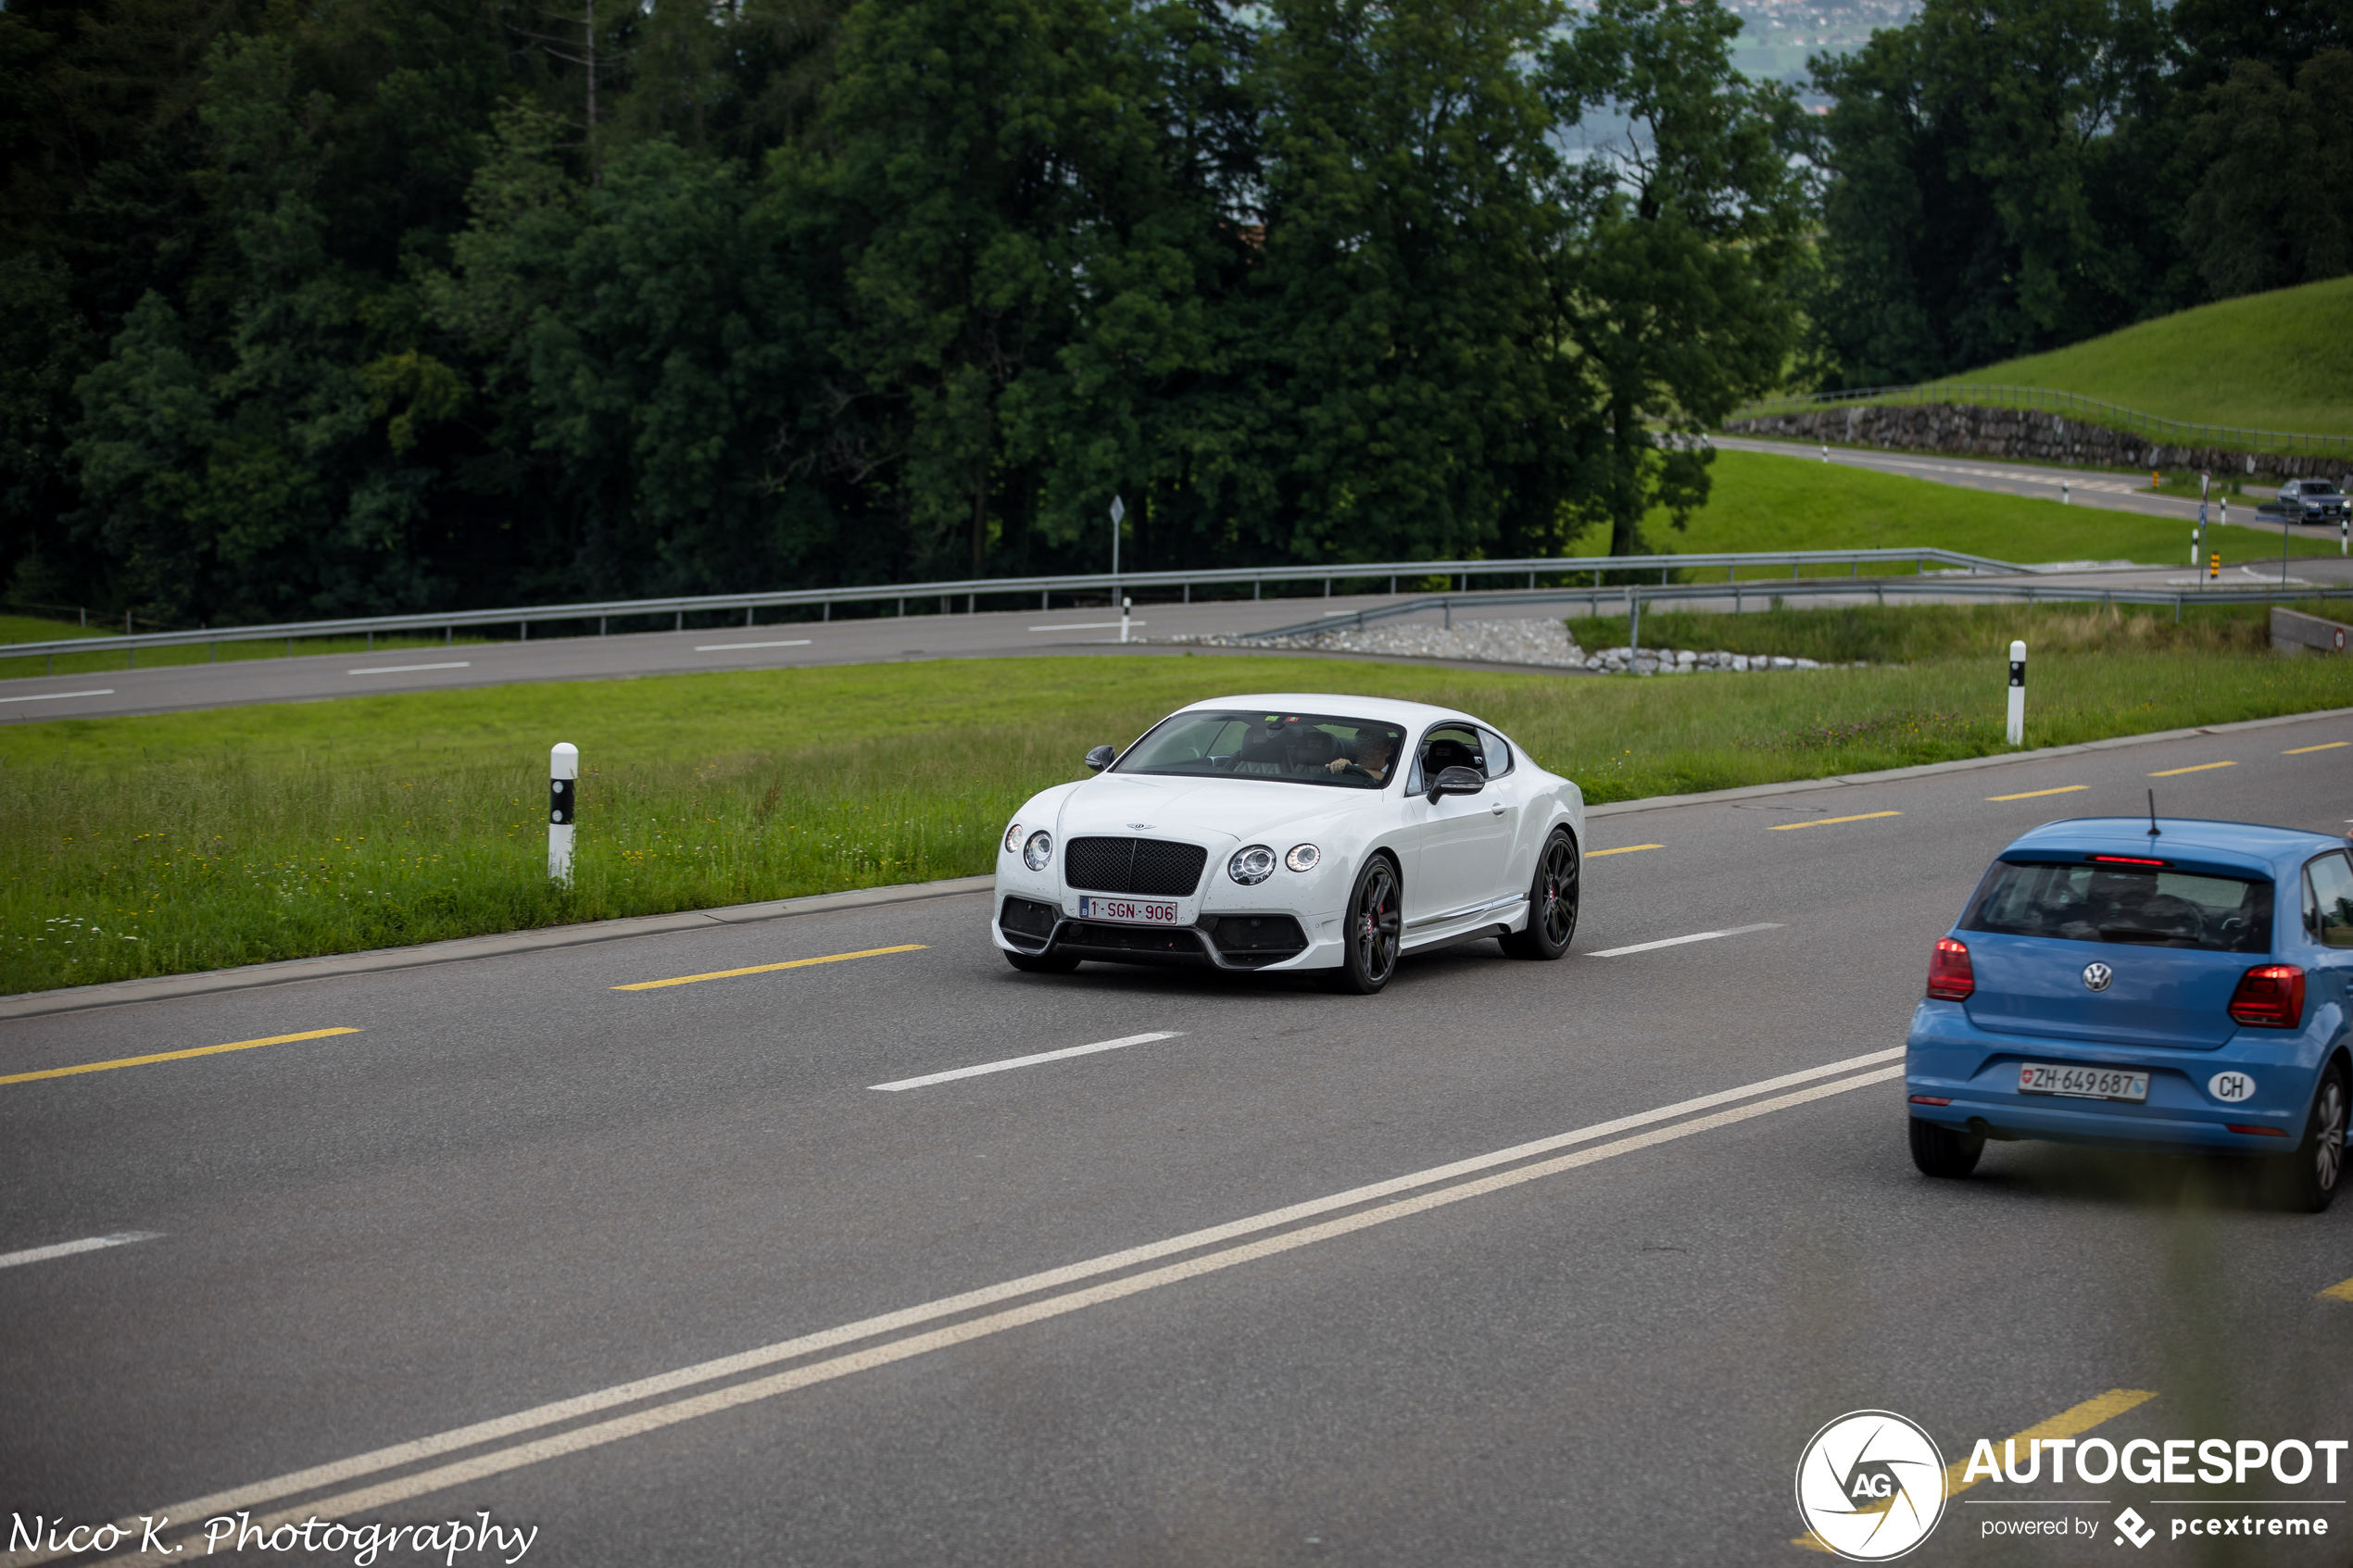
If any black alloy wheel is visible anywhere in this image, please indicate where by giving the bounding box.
[1501,829,1579,960]
[2276,1064,2347,1214]
[1004,948,1080,974]
[1908,1116,1984,1178]
[1325,856,1402,994]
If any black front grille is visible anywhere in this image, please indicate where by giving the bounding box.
[1060,922,1210,961]
[1000,896,1058,947]
[1065,837,1208,897]
[1207,914,1308,960]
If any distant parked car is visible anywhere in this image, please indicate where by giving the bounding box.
[2276,478,2350,525]
[1906,817,2353,1211]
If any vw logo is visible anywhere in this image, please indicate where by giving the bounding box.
[2082,961,2114,992]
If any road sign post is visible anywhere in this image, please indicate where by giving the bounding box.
[550,742,578,886]
[1110,495,1125,596]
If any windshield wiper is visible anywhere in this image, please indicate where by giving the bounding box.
[2097,925,2194,946]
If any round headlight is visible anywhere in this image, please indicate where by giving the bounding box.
[1285,843,1321,872]
[1003,822,1023,854]
[1228,845,1277,885]
[1023,830,1053,872]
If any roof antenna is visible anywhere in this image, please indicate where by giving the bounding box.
[2146,788,2162,839]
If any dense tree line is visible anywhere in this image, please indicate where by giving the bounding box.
[1806,0,2353,386]
[0,0,1809,621]
[0,0,2341,622]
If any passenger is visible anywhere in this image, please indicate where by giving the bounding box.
[1326,733,1398,784]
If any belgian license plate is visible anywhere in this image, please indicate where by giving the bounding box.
[2018,1061,2149,1102]
[1077,896,1179,925]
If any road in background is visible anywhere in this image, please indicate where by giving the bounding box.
[5,716,2349,1563]
[5,434,2348,722]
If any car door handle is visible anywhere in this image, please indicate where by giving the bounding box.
[1490,801,1506,815]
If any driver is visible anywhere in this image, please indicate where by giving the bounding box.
[1326,733,1398,783]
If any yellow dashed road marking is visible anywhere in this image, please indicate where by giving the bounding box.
[0,1028,361,1087]
[612,944,927,991]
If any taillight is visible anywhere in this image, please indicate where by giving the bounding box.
[1927,936,1974,1000]
[2227,964,2306,1029]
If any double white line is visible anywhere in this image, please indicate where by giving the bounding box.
[39,1046,1903,1568]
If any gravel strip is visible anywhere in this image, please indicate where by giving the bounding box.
[1149,616,1837,674]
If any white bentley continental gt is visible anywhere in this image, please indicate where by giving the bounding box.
[992,694,1586,992]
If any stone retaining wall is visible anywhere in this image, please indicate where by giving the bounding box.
[2271,607,2352,657]
[1723,403,2350,484]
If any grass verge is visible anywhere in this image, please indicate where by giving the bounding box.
[1562,450,2284,573]
[4,646,2349,995]
[1928,276,2353,439]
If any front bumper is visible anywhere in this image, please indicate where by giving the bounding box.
[1905,1000,2322,1155]
[994,892,1338,972]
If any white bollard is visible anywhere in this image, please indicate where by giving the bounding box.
[2061,479,2070,505]
[2006,641,2026,746]
[1120,596,1132,645]
[2196,472,2208,566]
[1820,445,1829,462]
[549,742,578,886]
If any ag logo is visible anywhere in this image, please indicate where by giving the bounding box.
[2082,961,2114,992]
[1795,1411,1946,1561]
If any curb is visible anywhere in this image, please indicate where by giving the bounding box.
[0,874,996,1022]
[1585,704,2353,818]
[10,704,2350,1020]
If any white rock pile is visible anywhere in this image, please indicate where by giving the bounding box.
[1156,616,1589,668]
[1154,615,1833,674]
[1584,646,1825,674]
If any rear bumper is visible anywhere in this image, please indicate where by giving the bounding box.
[1905,999,2326,1155]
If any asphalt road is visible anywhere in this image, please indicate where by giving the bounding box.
[6,715,2352,1565]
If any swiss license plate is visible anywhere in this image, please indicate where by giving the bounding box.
[2018,1061,2149,1102]
[1077,896,1179,925]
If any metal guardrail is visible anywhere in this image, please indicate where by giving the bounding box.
[1729,383,2353,461]
[1249,580,2353,640]
[0,548,2020,671]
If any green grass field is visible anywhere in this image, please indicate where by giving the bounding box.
[5,639,2347,995]
[1565,449,2284,571]
[1931,276,2353,438]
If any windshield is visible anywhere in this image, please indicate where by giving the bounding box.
[1962,859,2273,952]
[1114,710,1407,789]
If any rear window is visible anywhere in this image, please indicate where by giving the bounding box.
[1962,859,2273,952]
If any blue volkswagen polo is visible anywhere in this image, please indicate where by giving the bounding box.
[1906,817,2353,1210]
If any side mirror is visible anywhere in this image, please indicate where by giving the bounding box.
[1084,744,1116,772]
[1428,764,1485,802]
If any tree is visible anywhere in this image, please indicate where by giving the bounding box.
[1548,0,1813,555]
[432,114,823,596]
[1809,0,2187,387]
[2181,50,2353,298]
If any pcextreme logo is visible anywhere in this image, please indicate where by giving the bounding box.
[1795,1411,1948,1561]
